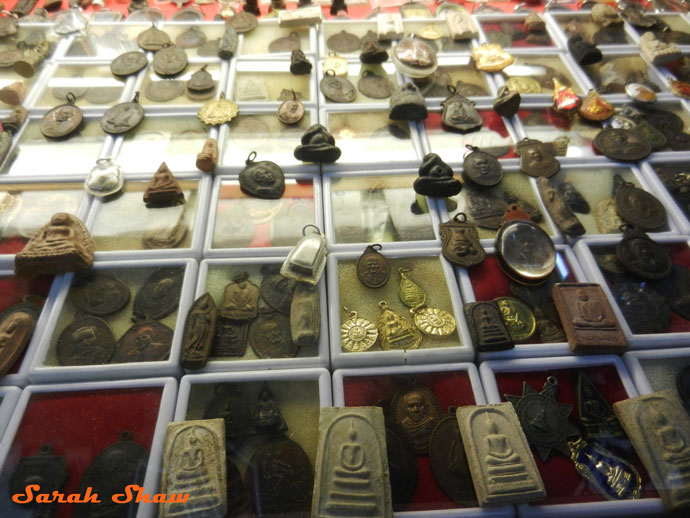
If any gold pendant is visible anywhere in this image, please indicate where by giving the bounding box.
[377,301,422,350]
[411,306,456,337]
[198,92,239,125]
[323,52,348,77]
[578,89,614,121]
[340,309,378,352]
[418,25,443,40]
[398,268,427,309]
[470,43,514,72]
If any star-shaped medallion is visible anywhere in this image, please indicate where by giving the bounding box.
[505,376,580,461]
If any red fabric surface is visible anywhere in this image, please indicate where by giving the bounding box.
[7,0,555,21]
[469,252,575,302]
[343,370,476,511]
[598,242,690,334]
[481,21,554,48]
[0,274,54,374]
[3,387,163,518]
[495,366,658,505]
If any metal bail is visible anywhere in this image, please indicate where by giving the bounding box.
[280,224,327,285]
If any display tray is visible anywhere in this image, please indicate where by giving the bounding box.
[0,378,177,518]
[480,356,665,517]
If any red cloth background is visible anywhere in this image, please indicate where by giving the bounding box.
[344,370,476,512]
[2,387,163,518]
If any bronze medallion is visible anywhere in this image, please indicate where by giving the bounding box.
[537,176,585,236]
[145,79,184,102]
[327,30,361,53]
[110,51,148,77]
[390,385,443,456]
[137,25,171,51]
[239,151,285,200]
[655,265,690,321]
[439,213,486,268]
[69,273,130,317]
[462,145,503,187]
[505,377,580,461]
[100,92,144,135]
[514,138,560,178]
[260,270,296,315]
[356,244,390,288]
[429,413,478,506]
[0,310,34,376]
[40,93,83,139]
[463,302,513,353]
[221,272,259,321]
[320,72,356,103]
[112,321,173,363]
[357,71,393,99]
[665,130,690,151]
[132,267,184,322]
[203,384,251,450]
[74,431,148,518]
[56,316,116,366]
[227,12,258,34]
[180,292,217,370]
[385,422,418,512]
[615,182,667,231]
[624,82,656,103]
[642,107,684,133]
[269,31,301,53]
[248,311,298,358]
[616,226,672,280]
[277,97,305,125]
[212,318,250,357]
[246,437,313,516]
[175,25,207,48]
[152,45,188,77]
[464,186,507,230]
[611,280,670,334]
[441,86,482,132]
[594,128,652,162]
[627,120,667,151]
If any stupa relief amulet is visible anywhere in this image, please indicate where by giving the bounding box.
[159,419,227,518]
[456,403,546,506]
[312,406,393,518]
[614,390,690,510]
